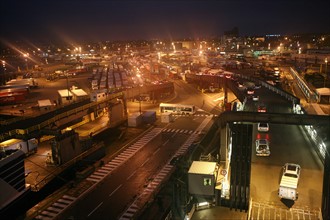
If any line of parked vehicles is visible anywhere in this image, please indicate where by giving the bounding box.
[255,122,300,201]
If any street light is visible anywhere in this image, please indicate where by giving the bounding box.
[324,58,328,88]
[2,60,6,74]
[23,53,29,70]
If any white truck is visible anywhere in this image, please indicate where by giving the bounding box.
[278,163,301,201]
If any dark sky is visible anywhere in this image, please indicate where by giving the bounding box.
[1,0,330,42]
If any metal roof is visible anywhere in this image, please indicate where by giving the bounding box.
[188,161,217,175]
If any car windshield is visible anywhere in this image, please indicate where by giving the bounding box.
[259,123,268,127]
[257,144,268,150]
[287,165,298,171]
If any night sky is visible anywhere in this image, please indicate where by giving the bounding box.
[1,0,330,42]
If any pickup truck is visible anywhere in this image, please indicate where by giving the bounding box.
[278,163,301,201]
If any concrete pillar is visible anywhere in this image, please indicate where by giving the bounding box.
[220,124,228,168]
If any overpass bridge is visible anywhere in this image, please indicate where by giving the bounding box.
[217,111,329,128]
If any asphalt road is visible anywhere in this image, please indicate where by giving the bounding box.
[61,116,210,219]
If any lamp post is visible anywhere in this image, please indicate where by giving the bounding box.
[66,71,71,103]
[2,60,6,74]
[23,53,29,70]
[139,86,142,115]
[324,58,328,88]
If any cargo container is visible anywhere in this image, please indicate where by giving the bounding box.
[128,113,142,127]
[161,112,173,123]
[142,111,156,124]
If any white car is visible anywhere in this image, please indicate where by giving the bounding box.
[255,139,270,156]
[258,123,269,132]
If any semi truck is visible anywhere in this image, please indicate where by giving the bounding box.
[0,138,38,156]
[278,163,301,201]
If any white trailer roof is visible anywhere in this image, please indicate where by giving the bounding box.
[38,99,52,107]
[58,89,73,97]
[280,176,298,188]
[188,161,217,175]
[70,89,88,97]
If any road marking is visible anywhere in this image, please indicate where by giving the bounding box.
[162,139,169,146]
[153,148,160,155]
[109,184,122,197]
[88,201,103,217]
[140,158,150,167]
[127,170,137,180]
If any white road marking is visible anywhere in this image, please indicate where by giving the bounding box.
[88,202,103,217]
[153,148,160,155]
[162,139,170,146]
[109,184,122,197]
[140,158,150,167]
[127,170,137,180]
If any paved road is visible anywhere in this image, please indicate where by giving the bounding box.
[55,116,212,219]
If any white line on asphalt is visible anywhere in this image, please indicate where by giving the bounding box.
[127,170,137,180]
[153,148,160,155]
[109,184,122,197]
[140,158,150,167]
[162,139,169,146]
[88,201,103,217]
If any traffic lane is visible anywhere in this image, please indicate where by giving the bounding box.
[94,132,190,219]
[244,86,292,113]
[165,116,206,131]
[251,123,323,209]
[62,131,193,219]
[62,135,169,219]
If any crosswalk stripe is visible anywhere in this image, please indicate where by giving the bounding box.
[35,215,52,220]
[58,199,71,204]
[90,174,103,179]
[63,195,76,201]
[87,177,99,182]
[41,211,57,217]
[94,171,106,176]
[53,202,67,208]
[47,206,62,213]
[103,165,114,170]
[127,207,138,212]
[97,169,109,174]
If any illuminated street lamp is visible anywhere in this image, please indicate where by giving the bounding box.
[324,58,328,88]
[23,53,29,70]
[2,60,6,74]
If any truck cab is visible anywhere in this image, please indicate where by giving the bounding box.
[278,163,301,200]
